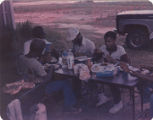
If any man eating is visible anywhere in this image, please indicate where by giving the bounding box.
[97,31,130,114]
[67,28,95,57]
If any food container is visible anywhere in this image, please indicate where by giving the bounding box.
[96,71,114,78]
[91,64,118,78]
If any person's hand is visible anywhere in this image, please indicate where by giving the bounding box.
[10,85,23,95]
[119,62,130,72]
[3,85,23,95]
[94,48,102,54]
[130,71,153,82]
[22,82,35,89]
[105,55,116,64]
[140,65,148,70]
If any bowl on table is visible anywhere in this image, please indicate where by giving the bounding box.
[91,64,118,78]
[96,71,114,77]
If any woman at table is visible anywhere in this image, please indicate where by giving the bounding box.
[97,31,130,114]
[20,39,81,114]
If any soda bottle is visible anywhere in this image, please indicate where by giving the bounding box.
[67,49,74,70]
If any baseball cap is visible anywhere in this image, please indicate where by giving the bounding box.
[67,28,80,41]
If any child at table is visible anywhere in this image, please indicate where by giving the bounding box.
[96,31,130,114]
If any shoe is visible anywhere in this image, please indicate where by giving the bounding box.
[109,101,123,114]
[96,93,110,107]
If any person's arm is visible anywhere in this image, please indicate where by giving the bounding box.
[34,60,55,83]
[105,55,117,64]
[87,41,96,57]
[120,54,131,64]
[130,71,153,82]
[140,65,153,71]
[92,48,103,63]
[119,62,153,82]
[42,65,55,82]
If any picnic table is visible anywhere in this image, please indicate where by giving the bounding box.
[55,67,144,120]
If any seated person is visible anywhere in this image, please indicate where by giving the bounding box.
[96,31,130,114]
[121,64,153,119]
[20,39,81,113]
[92,48,104,63]
[23,26,51,55]
[100,31,129,64]
[1,80,25,120]
[67,28,95,57]
[1,80,46,120]
[67,28,95,99]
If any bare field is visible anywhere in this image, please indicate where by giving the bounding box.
[13,1,153,66]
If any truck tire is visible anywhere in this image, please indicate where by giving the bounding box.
[126,29,149,49]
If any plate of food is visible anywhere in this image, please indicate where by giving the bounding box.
[91,64,102,73]
[91,64,117,77]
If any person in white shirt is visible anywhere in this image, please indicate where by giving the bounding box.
[67,28,95,57]
[97,31,130,114]
[23,26,51,55]
[100,32,129,64]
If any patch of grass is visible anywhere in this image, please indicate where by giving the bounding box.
[0,27,15,59]
[13,21,33,54]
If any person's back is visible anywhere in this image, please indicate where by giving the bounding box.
[21,39,48,83]
[20,55,46,83]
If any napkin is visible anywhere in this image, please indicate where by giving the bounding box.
[74,64,91,82]
[56,69,64,74]
[128,74,137,81]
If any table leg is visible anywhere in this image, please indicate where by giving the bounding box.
[130,89,132,101]
[131,88,135,120]
[73,77,82,99]
[140,84,144,112]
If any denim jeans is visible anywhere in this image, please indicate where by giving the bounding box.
[110,86,121,104]
[45,80,76,109]
[137,82,153,103]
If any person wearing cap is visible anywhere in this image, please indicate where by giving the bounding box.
[23,26,52,55]
[67,28,95,57]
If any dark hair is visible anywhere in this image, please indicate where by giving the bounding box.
[32,26,46,39]
[30,38,46,54]
[104,31,116,40]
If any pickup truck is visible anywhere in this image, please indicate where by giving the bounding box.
[116,10,153,49]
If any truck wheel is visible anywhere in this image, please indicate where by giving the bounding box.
[126,29,149,49]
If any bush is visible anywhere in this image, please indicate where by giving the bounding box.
[44,27,69,51]
[12,21,70,56]
[0,27,15,59]
[14,21,33,54]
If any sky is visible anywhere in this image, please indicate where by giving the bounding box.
[149,0,153,3]
[0,0,5,4]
